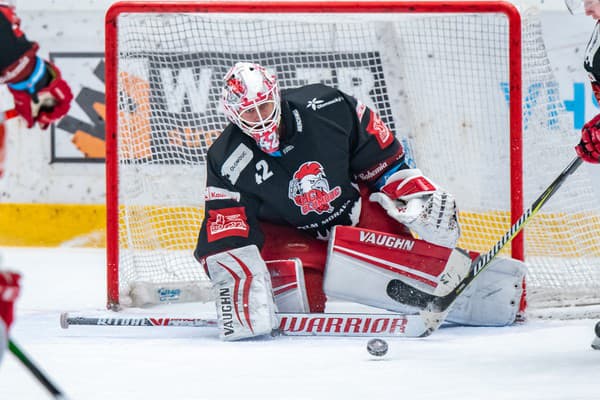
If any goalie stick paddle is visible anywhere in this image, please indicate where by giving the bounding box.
[9,338,69,399]
[387,156,584,319]
[60,312,433,337]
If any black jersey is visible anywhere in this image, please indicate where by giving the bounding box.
[194,84,405,260]
[0,4,37,83]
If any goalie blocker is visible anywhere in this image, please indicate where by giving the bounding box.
[324,226,525,326]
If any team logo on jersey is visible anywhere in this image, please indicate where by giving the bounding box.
[288,162,341,215]
[366,110,394,148]
[206,207,249,242]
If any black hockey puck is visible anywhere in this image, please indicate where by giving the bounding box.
[367,338,388,357]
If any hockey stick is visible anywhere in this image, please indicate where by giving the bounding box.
[60,313,218,328]
[8,338,69,399]
[60,311,430,337]
[387,156,584,324]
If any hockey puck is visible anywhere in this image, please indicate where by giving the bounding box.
[367,338,388,357]
[591,321,600,350]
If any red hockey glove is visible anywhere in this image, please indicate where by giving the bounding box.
[576,113,600,164]
[7,58,73,130]
[0,271,21,330]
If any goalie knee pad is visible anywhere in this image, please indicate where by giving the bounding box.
[266,259,310,313]
[206,245,278,341]
[265,259,326,313]
[447,257,526,326]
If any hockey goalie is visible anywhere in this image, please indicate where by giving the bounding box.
[194,62,526,341]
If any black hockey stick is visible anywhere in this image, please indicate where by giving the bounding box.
[387,156,584,314]
[8,338,69,399]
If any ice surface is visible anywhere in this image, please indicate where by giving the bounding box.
[0,247,599,399]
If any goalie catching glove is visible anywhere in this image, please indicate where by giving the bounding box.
[369,168,460,248]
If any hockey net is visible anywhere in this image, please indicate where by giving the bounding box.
[105,1,600,317]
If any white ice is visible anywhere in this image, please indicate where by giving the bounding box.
[0,246,599,399]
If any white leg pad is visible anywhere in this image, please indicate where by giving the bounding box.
[447,257,526,326]
[206,245,278,341]
[266,259,310,313]
[323,225,470,312]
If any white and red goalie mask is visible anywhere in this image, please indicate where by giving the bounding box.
[221,62,282,155]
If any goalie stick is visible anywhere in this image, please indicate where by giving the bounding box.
[65,158,584,339]
[386,156,584,330]
[60,311,433,337]
[9,338,69,399]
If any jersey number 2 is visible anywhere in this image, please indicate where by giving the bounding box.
[255,160,273,184]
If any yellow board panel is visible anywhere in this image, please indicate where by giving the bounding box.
[1,203,599,258]
[0,204,106,247]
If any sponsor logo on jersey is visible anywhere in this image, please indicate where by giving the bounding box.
[292,109,303,132]
[359,230,415,251]
[288,161,341,215]
[205,186,241,202]
[206,207,249,242]
[356,161,390,182]
[355,100,367,121]
[366,110,394,148]
[306,96,343,111]
[221,143,253,185]
[282,145,295,154]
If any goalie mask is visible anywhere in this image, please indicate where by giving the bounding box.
[221,62,282,155]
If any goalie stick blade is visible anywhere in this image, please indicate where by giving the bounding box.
[386,279,436,310]
[61,312,438,337]
[386,266,476,314]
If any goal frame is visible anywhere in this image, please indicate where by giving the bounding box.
[104,0,523,309]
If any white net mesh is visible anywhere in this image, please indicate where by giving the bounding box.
[109,7,600,314]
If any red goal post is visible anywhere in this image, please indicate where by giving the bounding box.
[104,0,523,309]
[105,1,599,316]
